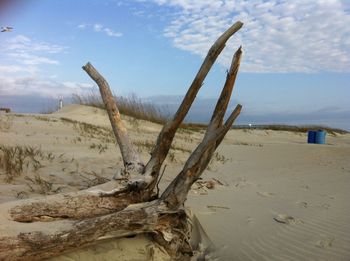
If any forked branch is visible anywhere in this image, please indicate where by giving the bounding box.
[161,46,243,209]
[145,21,244,185]
[161,104,242,209]
[209,46,242,130]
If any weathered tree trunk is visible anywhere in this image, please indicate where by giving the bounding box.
[0,200,188,260]
[82,63,144,173]
[0,21,244,260]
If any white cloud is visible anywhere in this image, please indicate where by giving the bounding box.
[78,23,123,37]
[148,0,350,73]
[8,53,59,65]
[0,35,65,73]
[93,23,103,32]
[62,81,93,89]
[0,36,92,98]
[78,23,87,29]
[0,65,38,74]
[6,35,66,54]
[103,27,123,37]
[0,76,94,97]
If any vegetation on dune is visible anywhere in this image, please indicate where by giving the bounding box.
[72,92,169,125]
[71,92,211,132]
[232,124,348,135]
[60,117,115,143]
[0,115,13,131]
[0,145,54,182]
[70,93,349,134]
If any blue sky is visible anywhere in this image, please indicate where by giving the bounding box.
[0,0,349,129]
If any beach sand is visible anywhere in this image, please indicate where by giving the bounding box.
[1,104,349,260]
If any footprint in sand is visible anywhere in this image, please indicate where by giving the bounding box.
[246,216,253,224]
[319,203,331,209]
[320,194,335,200]
[301,185,310,190]
[257,191,275,197]
[296,201,308,208]
[273,214,303,225]
[233,177,250,188]
[315,236,335,248]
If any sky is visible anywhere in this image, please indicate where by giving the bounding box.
[0,0,349,129]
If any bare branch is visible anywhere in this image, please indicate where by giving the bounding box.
[145,21,244,183]
[160,46,243,209]
[161,105,242,210]
[215,104,243,148]
[82,63,144,172]
[209,46,242,131]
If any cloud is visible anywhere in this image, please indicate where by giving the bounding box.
[103,27,123,37]
[0,76,94,97]
[6,35,65,54]
[0,35,93,99]
[8,52,59,65]
[93,23,103,32]
[0,65,37,74]
[78,23,123,37]
[78,24,86,29]
[0,35,65,73]
[146,0,350,73]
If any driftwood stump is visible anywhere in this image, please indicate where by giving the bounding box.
[0,21,243,260]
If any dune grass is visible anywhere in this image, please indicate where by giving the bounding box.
[71,92,210,132]
[0,115,13,131]
[60,117,115,143]
[71,92,348,134]
[72,92,168,124]
[0,145,53,182]
[232,124,348,135]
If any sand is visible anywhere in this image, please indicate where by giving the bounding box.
[1,104,349,260]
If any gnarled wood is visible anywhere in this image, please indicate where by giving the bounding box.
[210,46,242,130]
[0,200,187,260]
[160,46,243,210]
[0,21,244,260]
[8,179,148,222]
[161,104,242,210]
[83,62,144,173]
[144,21,243,188]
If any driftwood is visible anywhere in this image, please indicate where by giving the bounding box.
[0,21,243,260]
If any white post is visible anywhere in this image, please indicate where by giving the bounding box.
[59,99,63,109]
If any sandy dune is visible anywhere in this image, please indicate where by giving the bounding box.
[1,104,349,260]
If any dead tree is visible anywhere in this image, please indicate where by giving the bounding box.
[0,21,243,260]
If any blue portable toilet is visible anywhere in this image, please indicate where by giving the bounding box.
[315,130,326,144]
[307,130,316,144]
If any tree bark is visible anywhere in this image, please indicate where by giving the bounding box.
[8,179,148,222]
[0,200,188,260]
[144,21,243,188]
[82,62,144,173]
